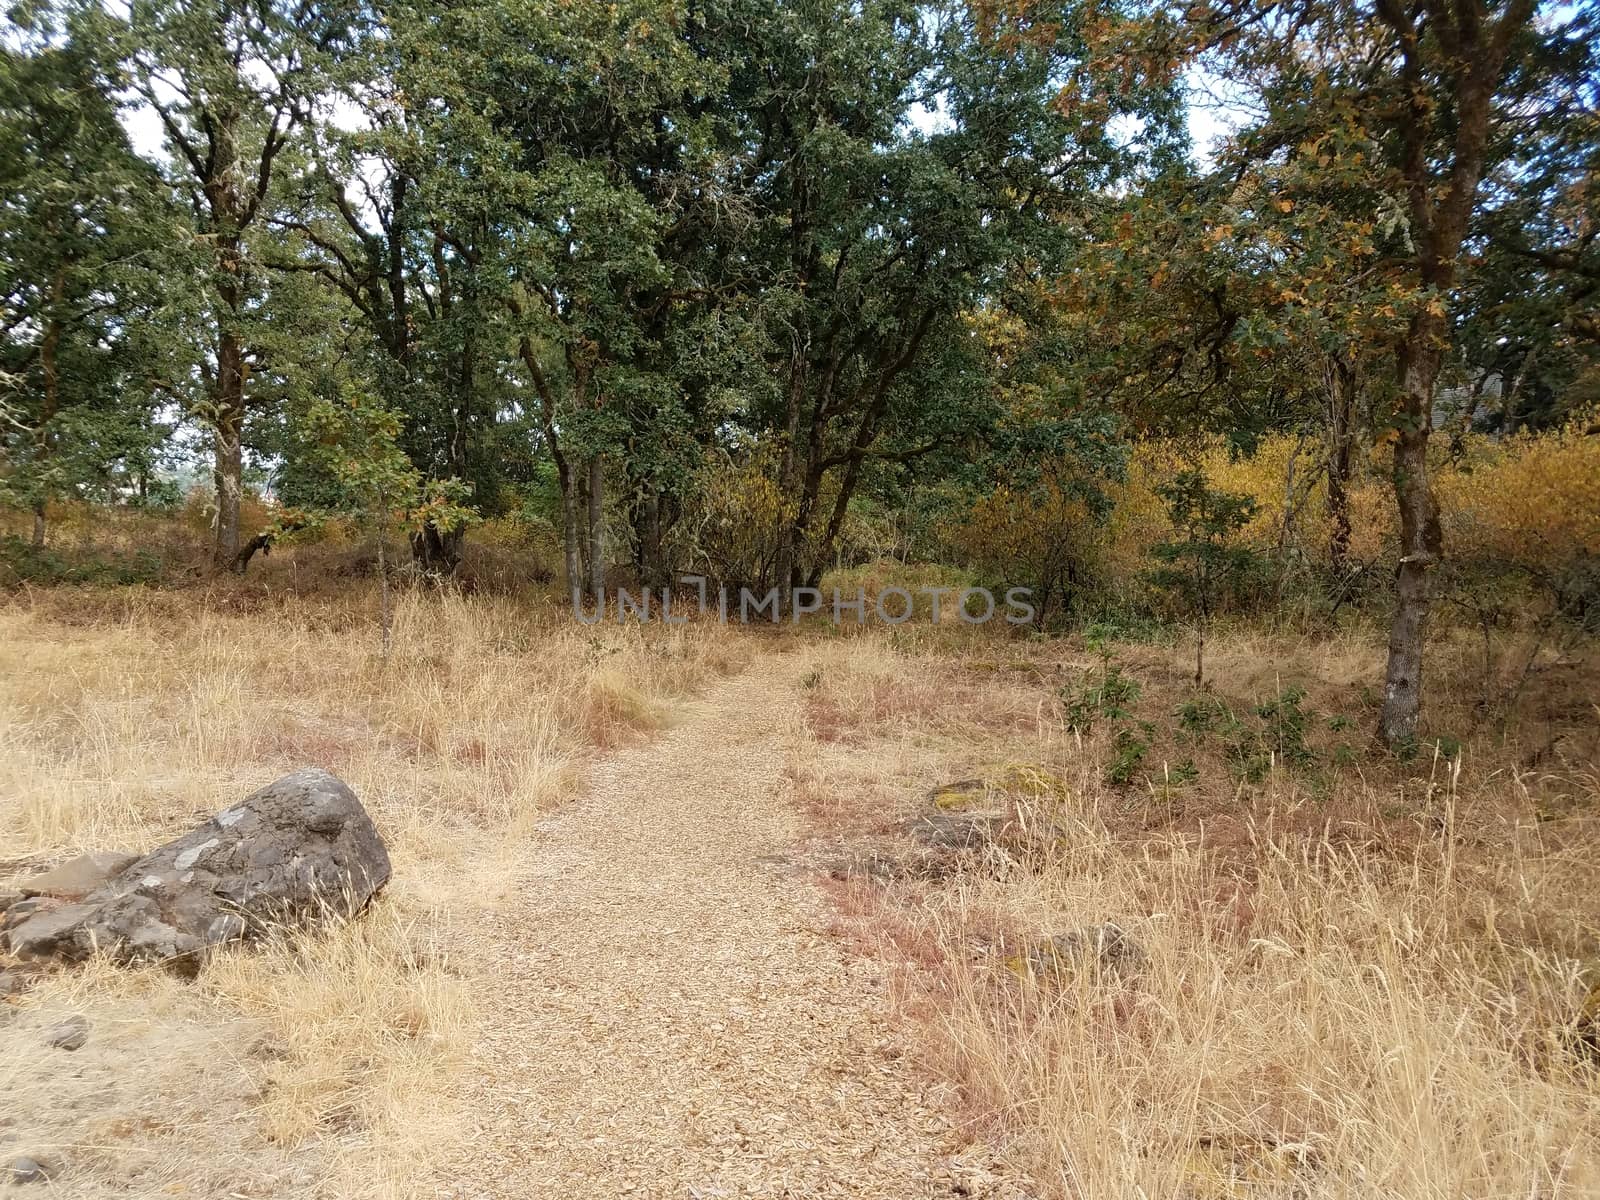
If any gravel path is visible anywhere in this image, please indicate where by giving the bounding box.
[435,655,1030,1199]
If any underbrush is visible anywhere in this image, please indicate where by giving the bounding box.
[0,587,746,1196]
[789,624,1600,1197]
[0,501,564,598]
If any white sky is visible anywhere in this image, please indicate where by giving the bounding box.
[120,64,1246,171]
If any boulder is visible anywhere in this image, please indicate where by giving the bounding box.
[5,769,390,970]
[19,851,137,901]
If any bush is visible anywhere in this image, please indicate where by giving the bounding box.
[943,476,1107,627]
[0,534,165,586]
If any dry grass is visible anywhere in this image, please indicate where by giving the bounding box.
[0,581,746,1197]
[5,553,1598,1197]
[788,625,1600,1198]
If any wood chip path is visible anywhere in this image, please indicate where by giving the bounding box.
[432,655,1033,1199]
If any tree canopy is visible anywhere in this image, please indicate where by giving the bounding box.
[2,0,1596,739]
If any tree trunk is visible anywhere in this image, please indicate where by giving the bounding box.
[634,490,667,589]
[408,523,463,576]
[586,454,605,598]
[772,338,807,603]
[377,533,393,658]
[414,287,476,574]
[1366,0,1534,745]
[212,223,247,572]
[33,265,63,550]
[511,328,580,597]
[1325,356,1356,567]
[1500,346,1537,435]
[559,470,581,600]
[212,329,246,571]
[1378,325,1444,745]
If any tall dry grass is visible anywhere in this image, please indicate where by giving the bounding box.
[789,628,1600,1199]
[0,582,746,1197]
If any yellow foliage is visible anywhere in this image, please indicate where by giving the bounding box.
[1437,415,1600,569]
[1094,412,1600,580]
[944,476,1101,612]
[669,443,797,584]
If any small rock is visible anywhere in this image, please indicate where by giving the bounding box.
[20,851,138,901]
[5,1157,49,1184]
[908,810,1007,852]
[0,892,21,918]
[0,970,31,1000]
[928,778,991,810]
[6,902,94,959]
[1018,921,1148,983]
[45,1014,88,1051]
[0,897,62,933]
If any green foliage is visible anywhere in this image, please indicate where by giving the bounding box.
[1148,470,1260,615]
[0,534,163,586]
[303,388,475,542]
[1175,686,1330,783]
[1062,665,1141,734]
[0,24,176,529]
[1255,686,1315,769]
[1107,725,1153,786]
[1177,694,1238,740]
[1149,469,1260,682]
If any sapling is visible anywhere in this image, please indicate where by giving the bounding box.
[305,388,474,656]
[1149,470,1258,686]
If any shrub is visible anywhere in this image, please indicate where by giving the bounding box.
[0,534,165,586]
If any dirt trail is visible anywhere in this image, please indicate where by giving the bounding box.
[436,654,1029,1199]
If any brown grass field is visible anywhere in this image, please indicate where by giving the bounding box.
[1,548,1597,1197]
[788,624,1600,1197]
[0,574,746,1197]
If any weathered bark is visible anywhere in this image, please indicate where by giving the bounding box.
[1378,328,1445,745]
[633,491,668,589]
[385,174,411,367]
[559,474,581,600]
[418,273,478,575]
[136,32,297,574]
[1500,345,1537,434]
[212,318,246,570]
[206,102,250,573]
[512,327,581,597]
[771,341,807,603]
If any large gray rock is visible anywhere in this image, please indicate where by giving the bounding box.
[6,769,390,969]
